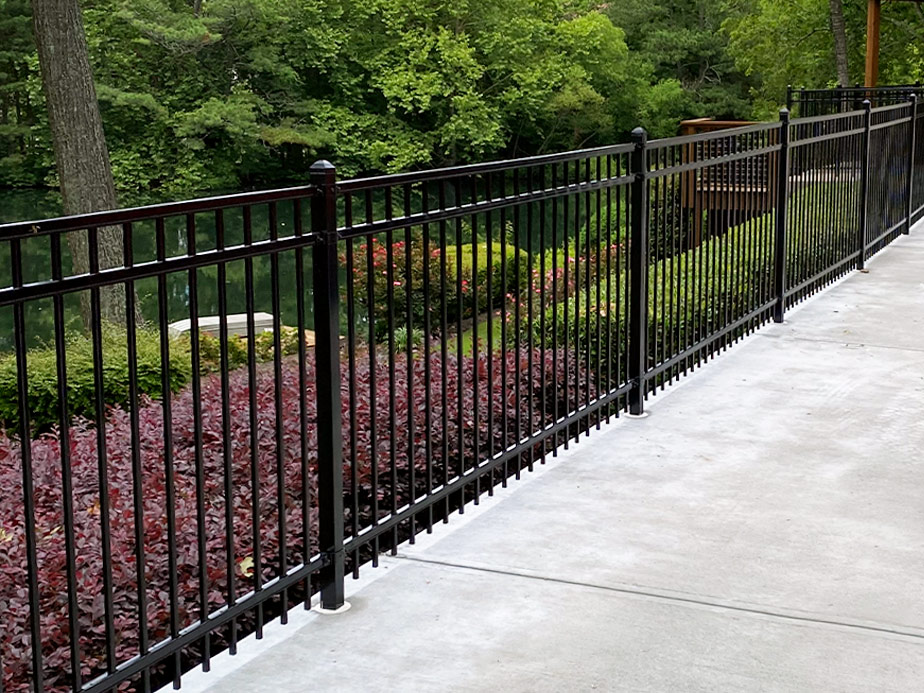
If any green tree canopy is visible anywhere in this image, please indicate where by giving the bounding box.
[723,0,924,116]
[4,0,924,195]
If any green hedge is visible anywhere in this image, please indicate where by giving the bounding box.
[442,241,531,314]
[518,222,772,389]
[347,238,530,343]
[198,325,305,373]
[0,324,318,435]
[0,325,192,434]
[517,180,856,389]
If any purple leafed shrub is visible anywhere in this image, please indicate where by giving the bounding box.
[0,347,590,691]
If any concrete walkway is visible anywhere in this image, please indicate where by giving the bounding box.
[181,230,924,693]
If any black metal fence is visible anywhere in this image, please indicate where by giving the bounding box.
[788,84,924,117]
[0,97,921,693]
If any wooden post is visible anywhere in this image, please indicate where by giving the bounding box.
[865,0,881,88]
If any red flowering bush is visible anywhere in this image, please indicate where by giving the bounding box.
[0,347,588,691]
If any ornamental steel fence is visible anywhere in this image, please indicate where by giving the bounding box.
[788,84,924,116]
[0,97,921,693]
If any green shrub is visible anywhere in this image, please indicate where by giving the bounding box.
[198,325,305,373]
[0,324,192,434]
[518,179,856,389]
[392,326,426,352]
[518,223,771,389]
[346,236,530,343]
[442,241,531,315]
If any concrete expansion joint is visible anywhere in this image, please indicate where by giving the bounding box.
[399,556,924,643]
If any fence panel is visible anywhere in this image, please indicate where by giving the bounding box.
[0,98,920,693]
[912,102,924,224]
[0,190,323,693]
[866,103,914,258]
[790,85,924,117]
[644,123,781,390]
[785,109,866,304]
[335,147,635,565]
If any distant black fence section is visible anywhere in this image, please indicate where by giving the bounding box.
[0,97,921,693]
[788,84,924,117]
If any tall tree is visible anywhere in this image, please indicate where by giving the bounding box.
[31,0,127,324]
[0,0,42,186]
[606,0,753,121]
[828,0,850,86]
[724,0,924,114]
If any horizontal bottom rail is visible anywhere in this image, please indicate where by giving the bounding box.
[343,380,635,554]
[647,300,776,381]
[785,251,861,299]
[81,555,327,693]
[866,218,906,250]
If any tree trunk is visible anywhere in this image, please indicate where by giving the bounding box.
[829,0,850,87]
[32,0,131,327]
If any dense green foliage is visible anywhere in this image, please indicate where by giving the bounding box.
[198,325,307,372]
[0,324,192,432]
[604,0,754,125]
[346,237,530,343]
[724,0,924,117]
[0,0,652,192]
[0,322,313,434]
[3,1,923,195]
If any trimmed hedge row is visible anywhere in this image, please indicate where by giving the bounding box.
[519,222,772,389]
[518,181,855,389]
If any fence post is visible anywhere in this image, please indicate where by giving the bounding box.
[628,127,649,416]
[786,84,793,112]
[859,100,872,270]
[773,108,790,323]
[310,160,346,611]
[905,95,918,234]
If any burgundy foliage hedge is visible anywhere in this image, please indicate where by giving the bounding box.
[0,347,589,691]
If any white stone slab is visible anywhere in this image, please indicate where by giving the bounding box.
[168,312,275,338]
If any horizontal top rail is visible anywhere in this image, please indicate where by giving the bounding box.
[790,127,867,149]
[790,108,866,126]
[0,231,319,306]
[338,143,636,193]
[871,101,914,114]
[0,185,317,240]
[871,116,913,132]
[338,172,635,239]
[797,84,921,93]
[648,143,781,178]
[648,121,780,150]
